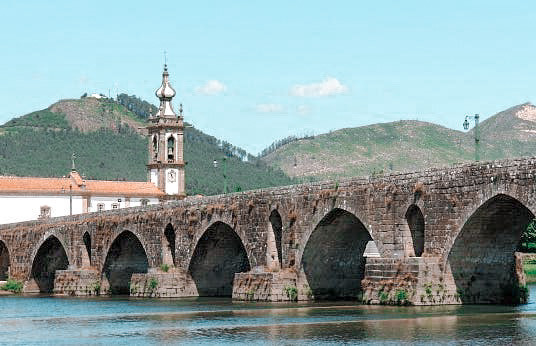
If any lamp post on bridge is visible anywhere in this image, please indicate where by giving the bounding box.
[213,157,228,194]
[463,114,480,162]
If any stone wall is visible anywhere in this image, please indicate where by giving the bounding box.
[232,270,298,301]
[54,269,99,296]
[0,157,535,305]
[130,270,197,298]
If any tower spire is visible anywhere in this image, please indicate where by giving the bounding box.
[146,63,186,199]
[154,63,176,117]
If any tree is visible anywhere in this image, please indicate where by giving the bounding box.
[521,219,536,252]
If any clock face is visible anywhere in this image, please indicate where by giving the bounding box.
[168,170,176,182]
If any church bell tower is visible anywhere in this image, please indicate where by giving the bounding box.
[147,64,185,198]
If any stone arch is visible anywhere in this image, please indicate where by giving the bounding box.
[406,204,425,257]
[300,208,373,300]
[0,240,9,280]
[267,209,283,269]
[188,221,251,296]
[31,235,69,293]
[102,230,149,295]
[163,223,176,267]
[446,194,533,304]
[82,231,91,267]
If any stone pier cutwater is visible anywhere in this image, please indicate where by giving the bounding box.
[1,157,535,305]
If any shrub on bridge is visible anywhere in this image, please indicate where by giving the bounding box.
[395,289,409,305]
[284,285,298,301]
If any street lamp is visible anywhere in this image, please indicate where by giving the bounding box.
[463,114,480,161]
[213,157,228,194]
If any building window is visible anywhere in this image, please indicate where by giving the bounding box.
[141,199,149,207]
[112,203,119,210]
[97,203,105,212]
[152,135,158,160]
[167,136,175,162]
[39,205,51,219]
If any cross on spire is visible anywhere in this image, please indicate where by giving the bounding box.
[164,50,167,66]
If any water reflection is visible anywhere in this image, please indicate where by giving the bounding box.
[1,286,536,344]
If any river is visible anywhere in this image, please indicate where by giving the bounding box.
[2,285,536,345]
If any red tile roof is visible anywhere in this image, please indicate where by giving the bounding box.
[0,171,164,197]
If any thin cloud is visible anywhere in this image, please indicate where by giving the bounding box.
[195,80,226,95]
[256,103,284,113]
[297,105,311,115]
[291,77,348,97]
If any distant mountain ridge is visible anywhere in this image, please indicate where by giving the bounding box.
[260,103,536,180]
[4,96,536,192]
[0,96,293,195]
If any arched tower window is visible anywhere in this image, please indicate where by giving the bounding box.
[152,135,158,160]
[167,136,175,162]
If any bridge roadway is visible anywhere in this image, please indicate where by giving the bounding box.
[1,157,535,305]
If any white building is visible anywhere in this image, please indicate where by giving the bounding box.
[0,170,163,224]
[0,65,185,224]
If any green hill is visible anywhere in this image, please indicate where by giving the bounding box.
[261,103,536,180]
[475,103,536,160]
[0,97,293,196]
[6,97,535,193]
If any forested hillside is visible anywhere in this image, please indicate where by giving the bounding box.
[0,97,293,195]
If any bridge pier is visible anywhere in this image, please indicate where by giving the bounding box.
[130,268,197,297]
[361,257,443,305]
[232,269,298,301]
[53,269,100,296]
[22,278,41,294]
[360,254,529,305]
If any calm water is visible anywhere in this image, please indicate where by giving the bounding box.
[2,286,536,345]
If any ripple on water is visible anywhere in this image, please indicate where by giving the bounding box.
[1,286,536,344]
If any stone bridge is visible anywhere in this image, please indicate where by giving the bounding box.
[1,157,536,305]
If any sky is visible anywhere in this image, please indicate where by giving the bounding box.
[1,1,536,154]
